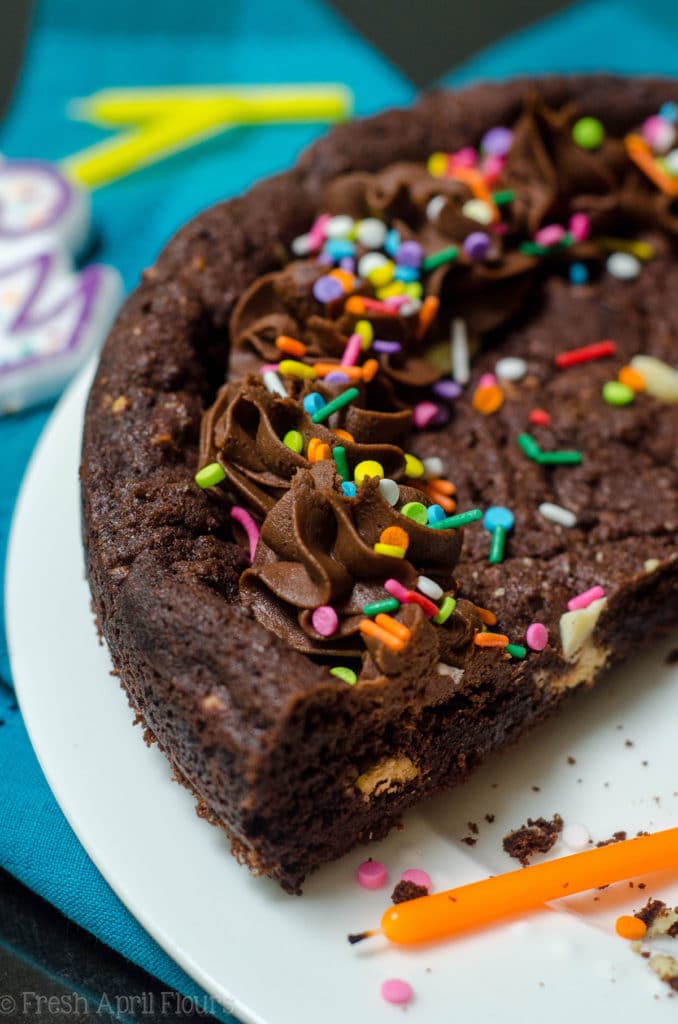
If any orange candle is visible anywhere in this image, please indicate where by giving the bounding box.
[379,827,678,945]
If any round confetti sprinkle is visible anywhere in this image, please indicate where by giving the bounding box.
[381,979,413,1006]
[404,453,425,478]
[422,456,445,478]
[479,372,497,388]
[665,149,678,176]
[312,274,344,303]
[401,501,428,524]
[325,214,354,239]
[341,481,357,497]
[283,429,304,453]
[606,251,641,281]
[312,605,339,637]
[303,392,325,415]
[379,478,400,506]
[616,915,647,940]
[330,666,357,685]
[357,859,387,889]
[195,462,226,488]
[642,114,675,154]
[356,217,386,248]
[401,868,431,890]
[526,622,548,651]
[397,239,424,268]
[354,459,384,484]
[357,251,388,278]
[602,380,635,405]
[538,502,577,528]
[483,506,514,532]
[561,823,591,851]
[462,198,494,225]
[427,504,446,524]
[413,401,439,428]
[368,260,395,288]
[481,125,513,156]
[381,525,410,552]
[569,262,589,285]
[660,101,678,123]
[472,382,504,414]
[463,231,491,261]
[572,116,605,150]
[495,356,527,381]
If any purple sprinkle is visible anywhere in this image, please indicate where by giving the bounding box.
[433,378,463,400]
[324,371,350,384]
[317,252,334,266]
[339,257,355,272]
[463,231,491,261]
[372,340,402,355]
[396,240,424,269]
[481,126,513,157]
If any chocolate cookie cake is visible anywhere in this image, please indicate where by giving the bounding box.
[81,76,678,893]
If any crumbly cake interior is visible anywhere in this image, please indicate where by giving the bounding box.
[81,77,678,892]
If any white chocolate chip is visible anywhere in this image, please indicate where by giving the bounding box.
[630,354,678,403]
[561,823,591,851]
[606,251,641,280]
[559,597,607,661]
[644,558,661,573]
[495,356,527,381]
[462,198,494,225]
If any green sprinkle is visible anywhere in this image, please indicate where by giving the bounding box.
[330,666,357,685]
[362,598,400,617]
[537,450,583,465]
[429,508,483,529]
[489,526,506,565]
[283,429,304,453]
[311,386,359,424]
[492,189,514,206]
[558,231,575,248]
[572,116,605,150]
[433,595,456,624]
[602,380,635,406]
[519,241,549,256]
[332,445,349,480]
[517,433,542,461]
[400,501,428,524]
[506,643,527,659]
[195,462,226,488]
[422,245,459,272]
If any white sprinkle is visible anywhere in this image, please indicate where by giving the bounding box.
[665,148,678,176]
[357,251,388,278]
[562,823,591,852]
[400,298,422,317]
[644,558,660,573]
[262,370,287,398]
[325,215,354,240]
[379,478,400,506]
[291,233,314,256]
[494,587,506,597]
[356,217,386,248]
[462,198,493,225]
[495,356,527,382]
[630,354,678,403]
[451,317,470,384]
[538,502,577,528]
[426,194,447,222]
[606,251,641,281]
[417,575,443,601]
[422,456,445,479]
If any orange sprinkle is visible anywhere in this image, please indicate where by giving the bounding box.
[275,335,306,358]
[310,441,331,462]
[334,428,355,442]
[362,358,379,382]
[618,365,646,392]
[473,632,509,648]
[424,487,456,512]
[615,915,647,940]
[380,526,410,551]
[472,383,504,415]
[314,362,364,381]
[307,437,321,462]
[345,296,366,315]
[475,606,497,627]
[359,618,406,652]
[374,613,412,642]
[427,477,456,496]
[625,134,678,197]
[329,268,356,291]
[416,295,440,341]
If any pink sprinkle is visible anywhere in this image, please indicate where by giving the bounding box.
[478,373,497,388]
[357,859,387,889]
[312,605,338,637]
[413,401,439,429]
[384,578,410,602]
[482,153,505,183]
[341,333,362,367]
[381,979,413,1006]
[230,506,260,563]
[383,294,409,309]
[526,622,548,651]
[567,585,605,612]
[260,363,280,373]
[384,579,438,618]
[492,221,508,236]
[401,868,431,891]
[568,212,590,242]
[642,114,675,153]
[308,212,330,245]
[450,146,477,169]
[535,223,565,247]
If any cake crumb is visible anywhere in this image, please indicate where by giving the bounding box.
[502,814,563,866]
[391,880,429,904]
[567,756,576,764]
[666,648,678,665]
[596,830,627,847]
[485,813,495,823]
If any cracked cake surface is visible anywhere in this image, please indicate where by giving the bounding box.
[81,75,678,892]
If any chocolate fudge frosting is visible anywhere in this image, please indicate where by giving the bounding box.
[81,76,678,893]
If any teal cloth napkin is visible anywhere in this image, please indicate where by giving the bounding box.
[2,0,678,1017]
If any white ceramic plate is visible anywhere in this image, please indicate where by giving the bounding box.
[7,364,678,1023]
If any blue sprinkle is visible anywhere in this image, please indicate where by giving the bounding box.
[426,504,446,524]
[384,228,401,257]
[660,102,678,124]
[303,392,325,415]
[394,265,419,283]
[341,481,357,497]
[324,238,355,261]
[483,505,515,532]
[569,262,589,286]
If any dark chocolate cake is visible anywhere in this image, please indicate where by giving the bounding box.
[81,76,678,893]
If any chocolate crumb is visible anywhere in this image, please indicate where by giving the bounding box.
[566,756,576,765]
[468,821,479,834]
[635,899,667,928]
[391,880,429,904]
[531,785,541,792]
[639,883,647,890]
[625,739,634,747]
[462,836,477,846]
[642,951,651,959]
[502,814,563,866]
[596,830,627,847]
[666,648,678,665]
[485,813,495,823]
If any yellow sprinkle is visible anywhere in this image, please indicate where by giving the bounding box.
[355,319,373,349]
[354,459,384,484]
[427,152,448,177]
[373,542,406,558]
[376,281,405,300]
[278,359,316,379]
[404,453,425,478]
[367,260,394,288]
[403,281,423,299]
